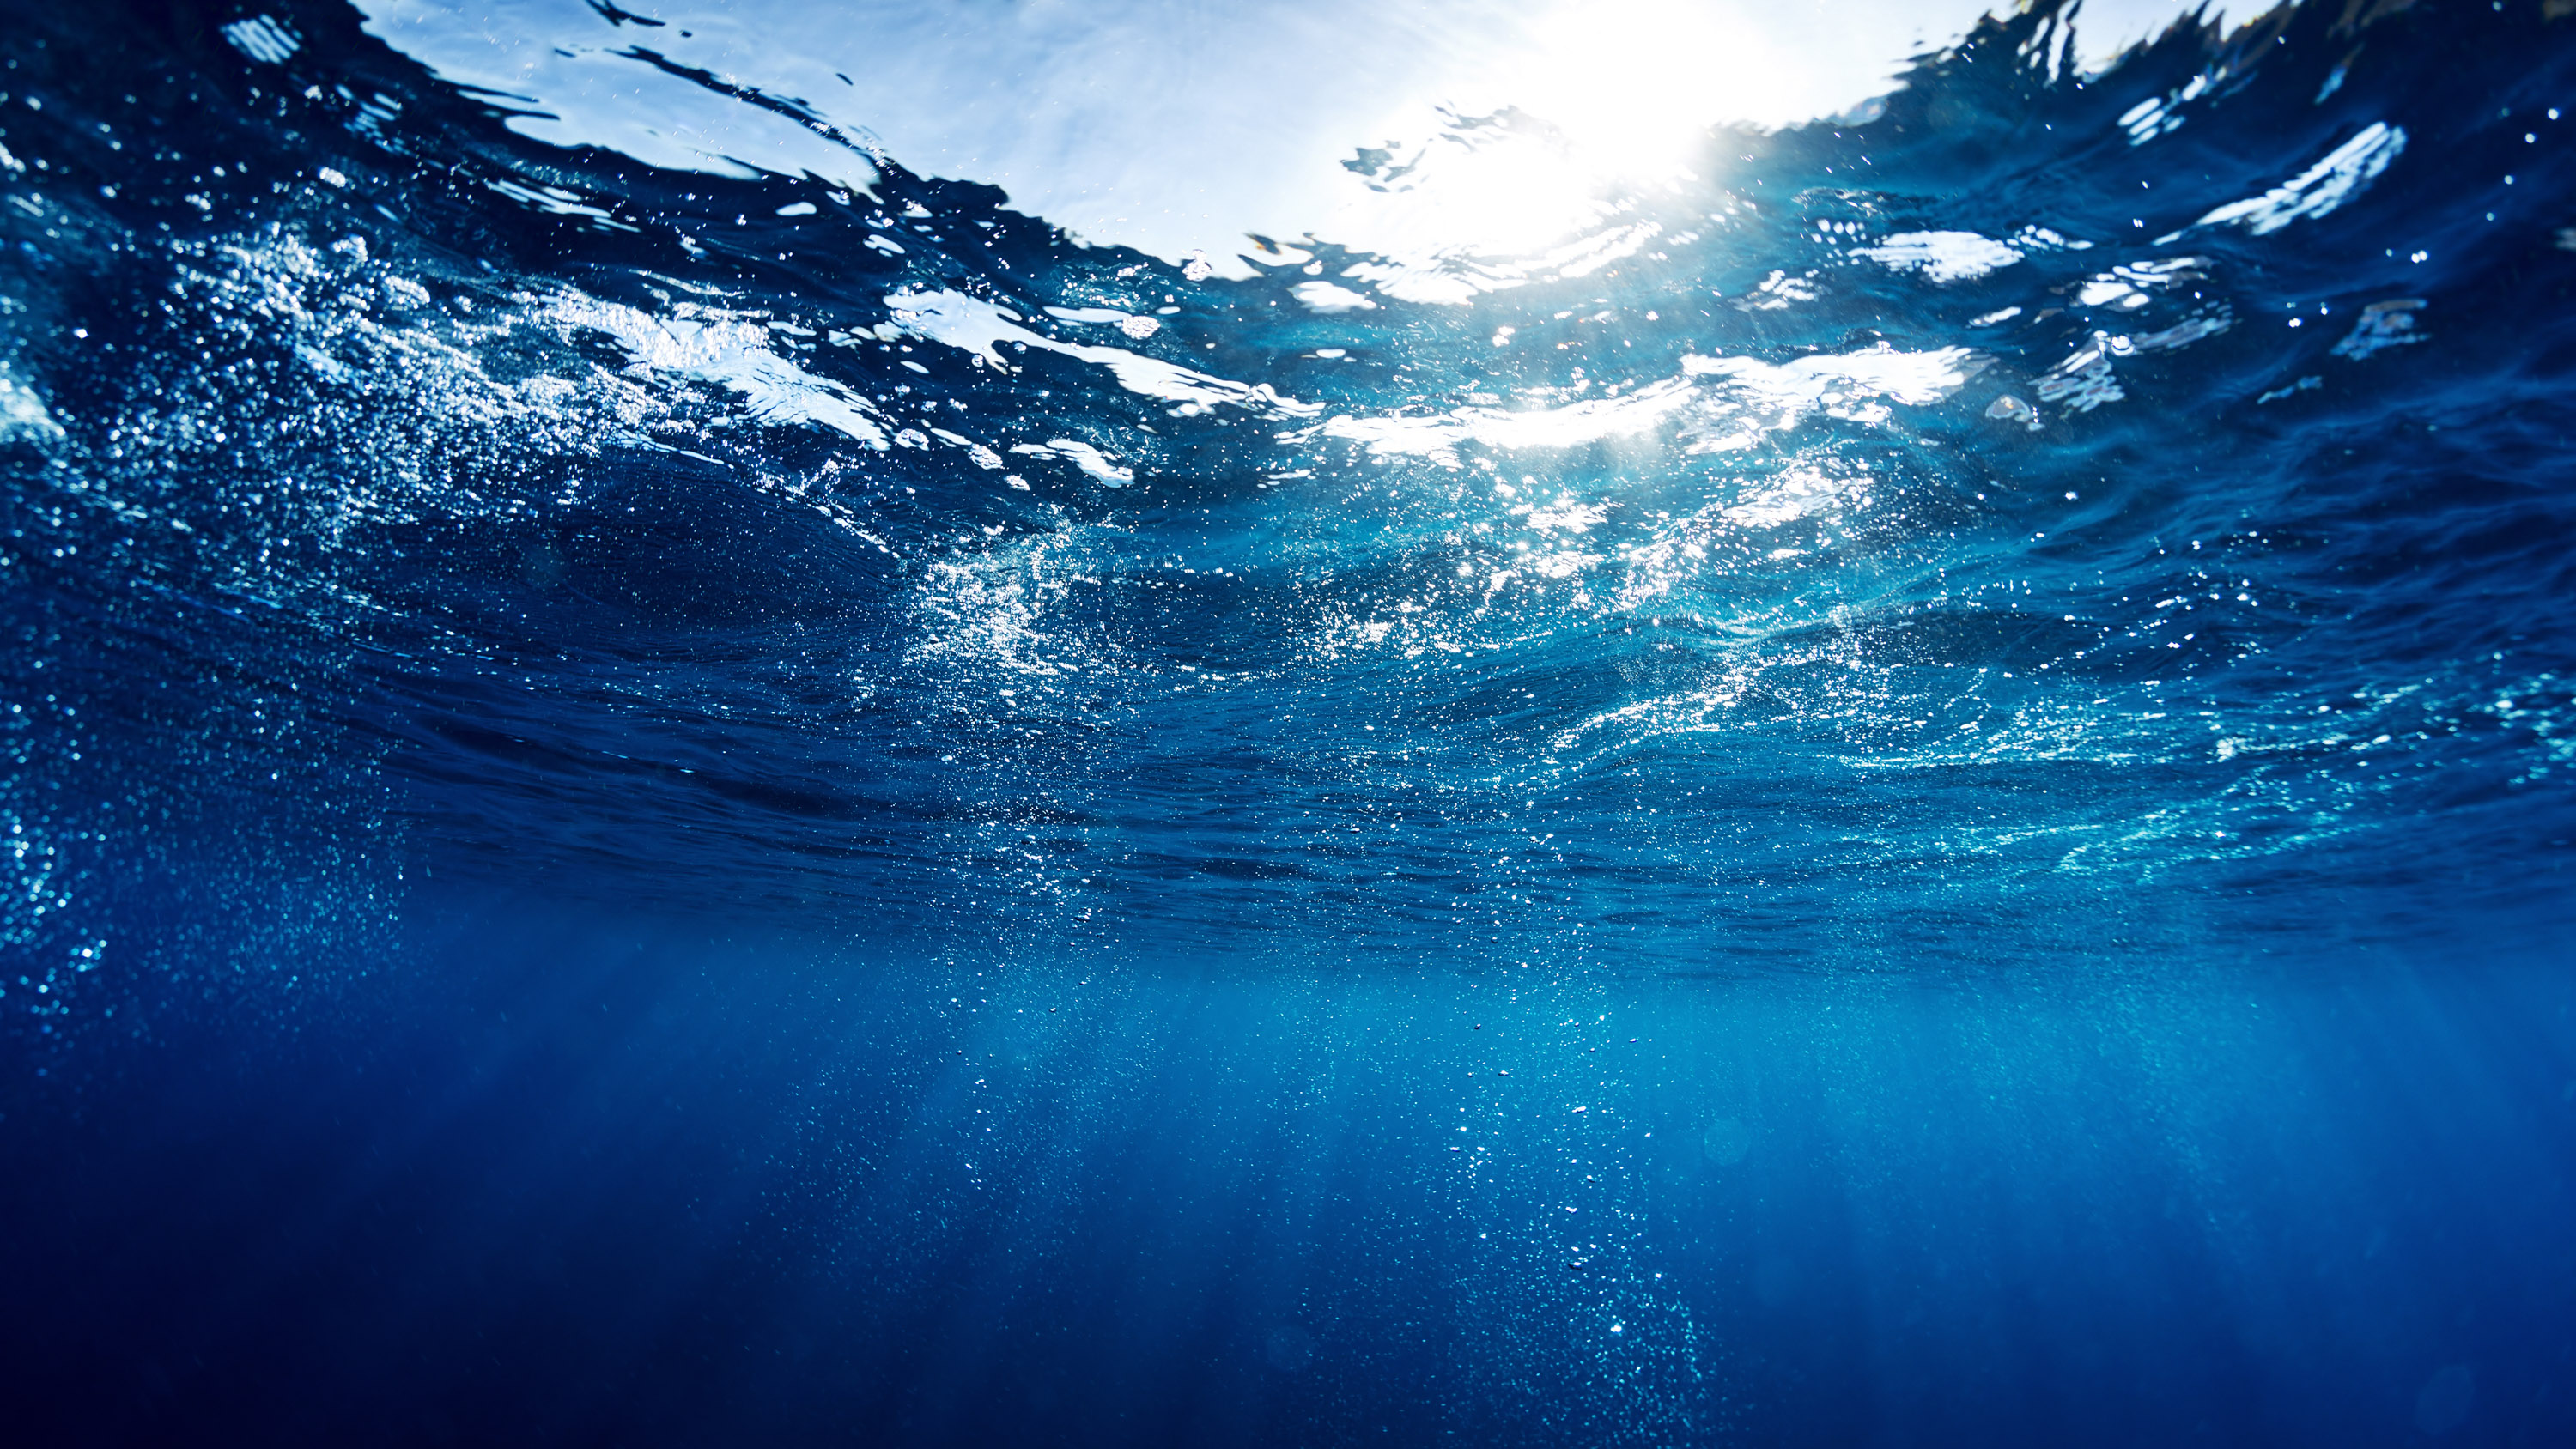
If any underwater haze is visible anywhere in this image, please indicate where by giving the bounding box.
[3,0,2575,1444]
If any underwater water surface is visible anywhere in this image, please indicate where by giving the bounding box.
[2,0,2574,1444]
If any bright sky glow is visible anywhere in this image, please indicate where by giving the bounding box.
[355,0,2256,275]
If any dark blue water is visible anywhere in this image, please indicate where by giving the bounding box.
[3,0,2574,1442]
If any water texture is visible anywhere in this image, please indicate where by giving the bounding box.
[1,1,2573,1444]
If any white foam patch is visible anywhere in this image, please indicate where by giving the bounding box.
[554,296,890,446]
[1851,231,2023,283]
[0,366,64,445]
[1300,343,1977,465]
[1291,281,1380,313]
[885,289,1321,421]
[1315,376,1698,463]
[222,15,301,65]
[1676,345,1981,446]
[1010,439,1134,486]
[2182,121,2407,237]
[1722,464,1857,528]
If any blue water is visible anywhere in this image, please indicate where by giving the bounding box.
[3,0,2574,1442]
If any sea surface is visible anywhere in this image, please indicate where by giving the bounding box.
[3,1,2574,1444]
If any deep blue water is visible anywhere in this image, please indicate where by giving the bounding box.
[3,0,2574,1443]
